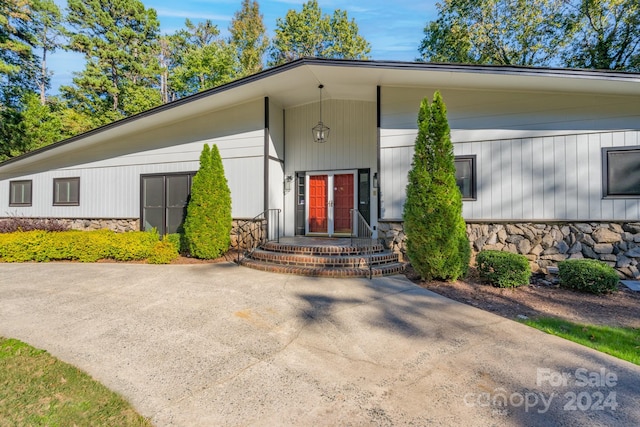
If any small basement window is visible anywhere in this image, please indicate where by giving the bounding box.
[9,180,32,206]
[603,147,640,197]
[53,177,80,206]
[454,155,476,200]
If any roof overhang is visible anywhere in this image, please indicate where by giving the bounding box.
[2,58,639,174]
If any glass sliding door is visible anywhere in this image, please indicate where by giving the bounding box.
[141,173,195,236]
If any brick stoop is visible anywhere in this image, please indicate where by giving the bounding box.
[239,238,405,278]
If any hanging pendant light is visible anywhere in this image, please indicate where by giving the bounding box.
[312,84,330,143]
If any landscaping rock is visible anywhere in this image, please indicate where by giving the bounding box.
[387,221,640,280]
[593,227,621,243]
[593,243,614,254]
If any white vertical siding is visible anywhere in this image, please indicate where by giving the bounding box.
[283,99,377,235]
[269,100,285,160]
[268,158,284,234]
[284,99,377,173]
[0,99,266,219]
[379,85,640,221]
[380,130,640,221]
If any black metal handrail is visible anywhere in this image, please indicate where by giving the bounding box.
[234,209,281,264]
[350,209,375,279]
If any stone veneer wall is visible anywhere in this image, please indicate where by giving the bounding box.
[378,220,640,279]
[10,218,141,232]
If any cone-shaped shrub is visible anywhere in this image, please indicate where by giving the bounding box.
[403,91,470,281]
[184,144,232,259]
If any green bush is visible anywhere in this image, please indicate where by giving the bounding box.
[558,259,619,295]
[0,230,51,262]
[476,250,531,288]
[165,233,188,254]
[184,144,232,259]
[402,91,470,281]
[0,230,160,263]
[147,240,180,264]
[108,229,158,261]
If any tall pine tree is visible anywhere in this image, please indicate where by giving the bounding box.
[403,91,470,281]
[63,0,161,124]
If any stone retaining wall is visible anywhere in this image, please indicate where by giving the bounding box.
[378,220,640,279]
[60,218,140,232]
[0,217,141,232]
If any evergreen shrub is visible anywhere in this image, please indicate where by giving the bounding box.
[402,91,470,281]
[184,144,232,259]
[476,250,531,288]
[558,259,619,295]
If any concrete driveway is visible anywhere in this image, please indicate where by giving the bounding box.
[0,263,638,426]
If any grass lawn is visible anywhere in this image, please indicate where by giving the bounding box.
[0,337,151,426]
[523,318,640,365]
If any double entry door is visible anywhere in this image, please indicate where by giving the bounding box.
[307,171,356,236]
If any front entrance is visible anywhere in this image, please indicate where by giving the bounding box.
[307,171,356,236]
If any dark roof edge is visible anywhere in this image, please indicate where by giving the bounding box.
[310,57,640,80]
[0,58,311,168]
[2,57,638,168]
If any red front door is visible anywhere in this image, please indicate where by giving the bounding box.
[309,175,328,233]
[334,173,354,233]
[307,172,355,235]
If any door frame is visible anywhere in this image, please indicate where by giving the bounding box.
[140,172,196,236]
[305,169,358,236]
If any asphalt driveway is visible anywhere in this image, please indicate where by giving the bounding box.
[0,263,638,426]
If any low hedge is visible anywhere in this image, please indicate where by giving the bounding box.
[476,250,531,288]
[148,239,180,264]
[0,229,179,264]
[558,259,619,295]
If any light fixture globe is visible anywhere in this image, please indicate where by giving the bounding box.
[312,84,330,143]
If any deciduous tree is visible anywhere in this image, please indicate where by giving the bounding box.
[229,0,268,76]
[564,0,640,71]
[269,0,370,66]
[419,0,572,66]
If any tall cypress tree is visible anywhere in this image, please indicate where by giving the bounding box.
[184,144,232,259]
[403,91,470,281]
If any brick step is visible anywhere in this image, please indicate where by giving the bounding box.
[249,248,399,268]
[239,258,406,278]
[261,241,386,256]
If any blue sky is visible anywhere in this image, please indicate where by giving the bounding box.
[48,0,437,93]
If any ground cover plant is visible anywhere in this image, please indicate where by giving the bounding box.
[0,337,151,426]
[523,318,640,365]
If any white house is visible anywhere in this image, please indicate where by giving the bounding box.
[1,58,640,275]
